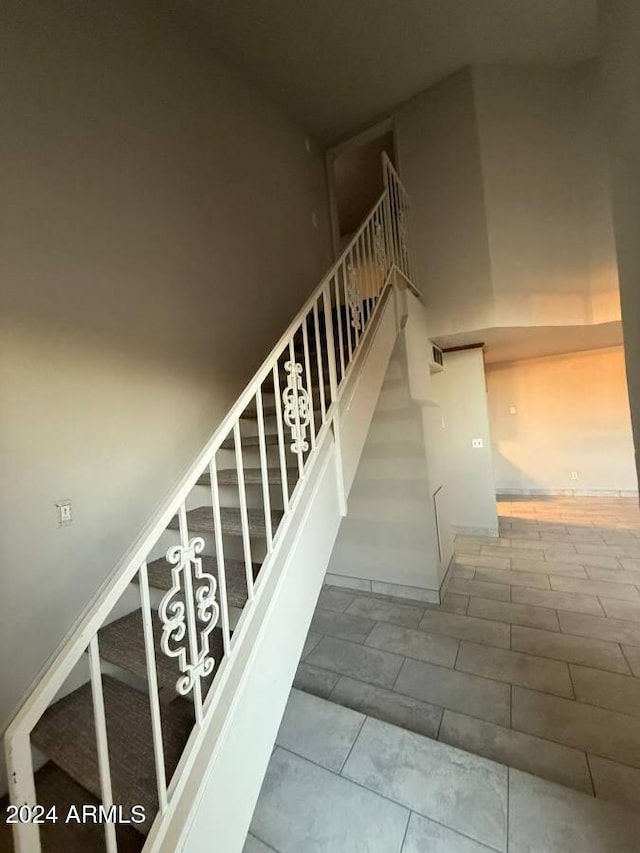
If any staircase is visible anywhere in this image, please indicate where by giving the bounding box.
[3,155,419,852]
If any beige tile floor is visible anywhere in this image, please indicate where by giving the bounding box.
[294,496,640,808]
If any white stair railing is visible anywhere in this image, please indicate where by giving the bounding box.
[4,156,419,853]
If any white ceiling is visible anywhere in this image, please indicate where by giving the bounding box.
[184,0,597,143]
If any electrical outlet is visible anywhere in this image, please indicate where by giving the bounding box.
[56,499,73,527]
[472,438,484,449]
[509,406,517,415]
[571,471,579,480]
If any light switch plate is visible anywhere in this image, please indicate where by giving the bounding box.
[56,499,73,527]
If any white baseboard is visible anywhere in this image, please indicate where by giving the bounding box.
[496,489,639,498]
[324,572,440,604]
[452,525,500,537]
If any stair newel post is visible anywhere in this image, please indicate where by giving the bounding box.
[255,388,274,550]
[208,455,232,656]
[322,281,347,516]
[88,636,118,853]
[138,560,168,812]
[233,422,255,603]
[5,734,40,853]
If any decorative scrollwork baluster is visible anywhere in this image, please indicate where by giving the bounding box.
[282,360,311,454]
[374,220,386,273]
[159,537,220,696]
[346,263,363,331]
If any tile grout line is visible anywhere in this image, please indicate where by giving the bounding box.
[506,766,510,853]
[397,809,411,853]
[585,752,597,798]
[338,713,368,775]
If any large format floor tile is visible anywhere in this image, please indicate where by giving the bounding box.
[293,662,340,698]
[455,641,573,698]
[467,598,560,631]
[395,658,511,725]
[588,755,640,808]
[512,686,640,767]
[599,597,640,622]
[511,587,604,616]
[558,611,640,645]
[306,636,404,688]
[418,608,511,648]
[401,812,495,853]
[345,596,424,628]
[329,676,442,738]
[438,710,592,794]
[310,607,376,643]
[365,621,459,668]
[317,588,356,613]
[569,664,640,716]
[342,717,508,851]
[275,689,364,772]
[243,834,275,852]
[508,768,640,852]
[550,575,640,601]
[251,748,410,853]
[510,625,631,674]
[448,578,511,601]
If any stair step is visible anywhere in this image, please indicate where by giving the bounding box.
[220,433,281,450]
[32,676,194,835]
[98,609,224,691]
[168,506,282,537]
[197,466,291,487]
[0,762,143,853]
[145,553,259,609]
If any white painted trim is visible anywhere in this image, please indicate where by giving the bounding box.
[496,489,640,498]
[452,525,500,537]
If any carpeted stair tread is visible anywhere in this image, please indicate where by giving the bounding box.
[98,609,224,691]
[168,506,282,537]
[197,466,289,487]
[145,553,258,608]
[32,676,194,835]
[220,433,281,450]
[0,762,143,853]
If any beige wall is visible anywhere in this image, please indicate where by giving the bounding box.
[431,349,499,535]
[474,63,620,330]
[599,0,640,489]
[395,64,619,340]
[396,70,495,337]
[487,347,637,493]
[0,0,331,763]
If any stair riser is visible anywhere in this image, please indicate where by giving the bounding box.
[150,529,270,566]
[186,483,287,513]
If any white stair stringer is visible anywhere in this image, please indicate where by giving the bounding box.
[156,288,400,853]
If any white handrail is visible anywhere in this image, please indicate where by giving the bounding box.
[6,155,419,853]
